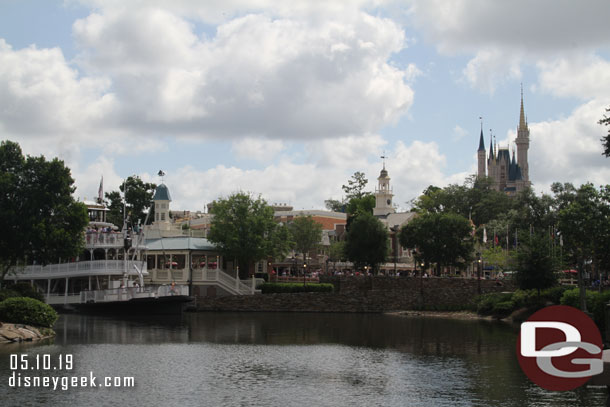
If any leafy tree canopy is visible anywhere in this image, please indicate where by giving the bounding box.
[345,213,388,273]
[207,192,292,278]
[514,232,558,293]
[0,140,89,280]
[289,216,322,262]
[342,171,370,200]
[104,176,156,228]
[399,212,474,275]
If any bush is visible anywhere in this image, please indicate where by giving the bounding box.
[492,300,516,318]
[540,286,569,305]
[0,297,58,328]
[260,283,334,294]
[560,288,610,334]
[475,292,513,316]
[0,289,19,302]
[0,283,45,302]
[12,282,45,302]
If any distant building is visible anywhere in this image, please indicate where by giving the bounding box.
[372,163,417,273]
[477,89,531,195]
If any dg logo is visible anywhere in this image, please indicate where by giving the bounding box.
[517,305,604,391]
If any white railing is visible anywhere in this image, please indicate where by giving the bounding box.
[84,232,124,248]
[9,261,148,280]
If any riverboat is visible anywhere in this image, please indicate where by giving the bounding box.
[6,200,193,314]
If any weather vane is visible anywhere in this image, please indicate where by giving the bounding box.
[381,151,387,169]
[158,170,166,183]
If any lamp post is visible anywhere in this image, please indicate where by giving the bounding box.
[303,262,307,286]
[477,255,482,295]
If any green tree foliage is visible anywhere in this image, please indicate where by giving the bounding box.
[342,171,369,200]
[555,182,610,310]
[345,213,388,273]
[207,192,291,279]
[0,140,88,281]
[411,176,513,226]
[105,176,156,228]
[600,107,610,157]
[399,212,474,275]
[324,199,346,213]
[289,216,323,264]
[514,232,558,293]
[329,241,346,262]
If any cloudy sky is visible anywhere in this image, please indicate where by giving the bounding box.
[1,0,609,211]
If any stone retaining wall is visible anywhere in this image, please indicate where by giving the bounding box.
[196,276,515,313]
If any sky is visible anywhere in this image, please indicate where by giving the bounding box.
[1,0,609,212]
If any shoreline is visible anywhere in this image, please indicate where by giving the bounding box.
[0,322,55,344]
[385,310,497,321]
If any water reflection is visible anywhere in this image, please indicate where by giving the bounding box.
[0,313,606,407]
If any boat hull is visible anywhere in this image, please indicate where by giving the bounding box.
[60,295,194,315]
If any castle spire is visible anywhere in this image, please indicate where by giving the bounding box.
[478,119,485,151]
[519,83,526,130]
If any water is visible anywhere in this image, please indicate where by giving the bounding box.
[0,312,606,406]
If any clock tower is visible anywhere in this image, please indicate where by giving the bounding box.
[373,161,395,218]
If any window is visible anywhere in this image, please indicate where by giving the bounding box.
[161,213,165,221]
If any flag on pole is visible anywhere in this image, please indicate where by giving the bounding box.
[98,176,103,204]
[494,234,499,246]
[483,227,487,243]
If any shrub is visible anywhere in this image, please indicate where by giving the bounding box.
[0,297,58,328]
[0,289,20,302]
[560,288,610,333]
[12,282,45,302]
[259,283,334,294]
[475,292,512,316]
[492,300,516,318]
[0,283,45,302]
[540,286,569,305]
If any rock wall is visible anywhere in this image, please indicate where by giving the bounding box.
[0,322,54,343]
[196,276,515,313]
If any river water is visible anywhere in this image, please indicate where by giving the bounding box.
[0,312,606,407]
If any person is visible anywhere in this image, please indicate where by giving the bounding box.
[170,281,176,295]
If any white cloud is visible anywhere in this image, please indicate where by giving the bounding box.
[68,8,414,139]
[231,138,285,162]
[0,39,115,137]
[529,99,610,191]
[452,125,469,142]
[537,54,610,100]
[462,49,522,94]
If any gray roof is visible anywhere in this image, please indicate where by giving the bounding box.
[145,237,217,251]
[153,184,172,201]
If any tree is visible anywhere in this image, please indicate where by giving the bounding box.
[207,192,289,279]
[0,140,89,281]
[600,107,610,157]
[514,232,558,294]
[555,183,610,311]
[344,213,388,273]
[399,212,474,275]
[104,176,156,228]
[342,171,369,200]
[324,199,346,213]
[289,216,323,266]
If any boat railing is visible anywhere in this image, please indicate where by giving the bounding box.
[156,284,189,297]
[84,231,125,248]
[80,286,163,304]
[10,260,148,279]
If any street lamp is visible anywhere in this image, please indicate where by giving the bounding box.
[303,262,307,286]
[477,255,482,294]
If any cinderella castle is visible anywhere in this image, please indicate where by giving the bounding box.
[477,90,531,195]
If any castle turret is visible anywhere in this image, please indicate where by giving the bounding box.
[477,125,486,179]
[515,86,530,182]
